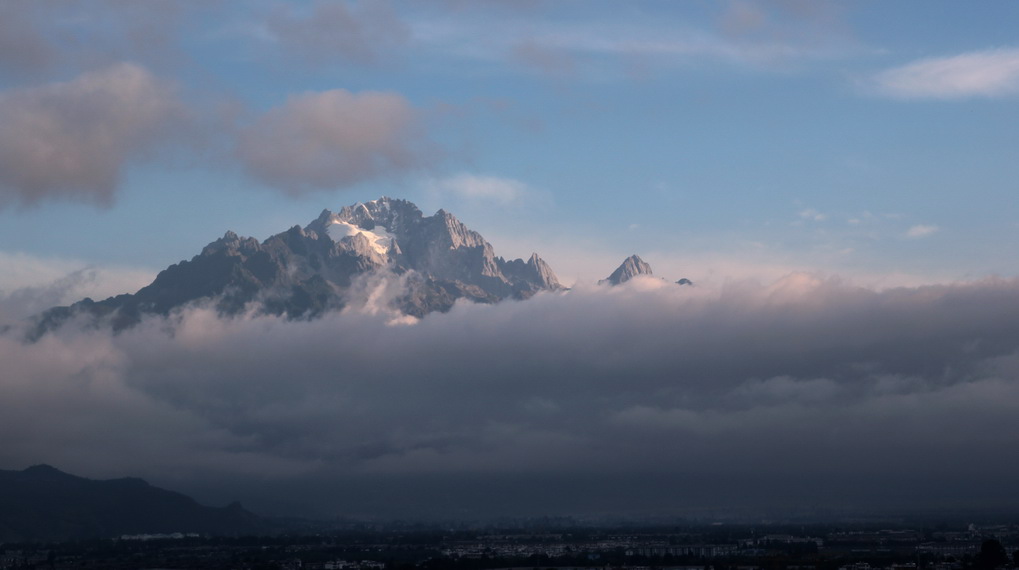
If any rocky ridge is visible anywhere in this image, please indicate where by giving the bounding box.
[31,197,562,334]
[26,198,698,338]
[600,254,692,287]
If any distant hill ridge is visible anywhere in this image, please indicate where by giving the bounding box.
[0,464,262,541]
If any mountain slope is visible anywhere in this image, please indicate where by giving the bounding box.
[599,255,693,287]
[30,197,562,335]
[600,254,654,285]
[0,465,261,541]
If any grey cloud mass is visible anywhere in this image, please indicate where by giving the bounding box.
[0,63,186,207]
[5,275,1019,517]
[0,3,54,76]
[0,1,201,78]
[236,90,438,194]
[0,64,440,204]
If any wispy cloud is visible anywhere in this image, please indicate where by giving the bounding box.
[411,3,862,78]
[871,48,1019,99]
[425,173,528,205]
[906,224,939,238]
[798,208,827,222]
[0,1,207,78]
[0,251,154,324]
[262,0,410,67]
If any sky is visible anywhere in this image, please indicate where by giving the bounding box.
[3,1,1019,519]
[2,0,1019,295]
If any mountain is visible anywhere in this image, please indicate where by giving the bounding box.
[30,197,562,335]
[0,465,262,541]
[600,254,654,285]
[600,255,693,287]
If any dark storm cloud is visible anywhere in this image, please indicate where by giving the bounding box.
[4,275,1019,516]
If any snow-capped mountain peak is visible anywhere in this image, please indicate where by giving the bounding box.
[31,198,564,335]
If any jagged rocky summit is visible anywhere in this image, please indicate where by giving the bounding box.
[599,254,653,286]
[32,197,562,334]
[600,254,692,287]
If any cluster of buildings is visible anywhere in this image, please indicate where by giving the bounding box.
[280,560,386,570]
[441,536,636,559]
[1,521,1018,569]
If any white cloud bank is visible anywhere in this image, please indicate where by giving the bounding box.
[871,48,1019,99]
[5,274,1019,517]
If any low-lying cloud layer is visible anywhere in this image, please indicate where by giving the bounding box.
[4,274,1019,517]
